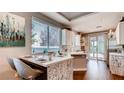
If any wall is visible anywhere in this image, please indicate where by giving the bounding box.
[0,12,63,79]
[0,12,63,57]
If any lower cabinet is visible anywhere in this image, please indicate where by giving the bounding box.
[71,55,87,71]
[109,54,124,76]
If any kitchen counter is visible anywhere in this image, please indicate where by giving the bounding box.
[109,53,124,56]
[21,56,73,67]
[20,55,74,80]
[71,51,87,56]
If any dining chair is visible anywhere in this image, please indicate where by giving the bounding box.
[13,58,44,80]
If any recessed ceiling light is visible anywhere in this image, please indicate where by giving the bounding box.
[96,26,102,28]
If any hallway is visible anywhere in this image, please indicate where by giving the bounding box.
[74,60,124,80]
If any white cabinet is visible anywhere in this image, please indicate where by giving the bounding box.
[62,29,67,45]
[62,29,72,52]
[62,29,72,46]
[109,53,124,76]
[116,22,124,44]
[66,30,72,46]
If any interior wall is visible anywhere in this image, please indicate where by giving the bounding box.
[0,12,62,58]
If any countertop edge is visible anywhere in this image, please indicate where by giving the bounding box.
[109,53,124,56]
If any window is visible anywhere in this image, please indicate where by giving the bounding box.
[32,18,61,53]
[49,26,60,48]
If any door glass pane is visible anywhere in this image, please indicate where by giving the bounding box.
[89,36,97,59]
[90,41,93,58]
[98,35,105,60]
[94,41,97,46]
[94,46,97,58]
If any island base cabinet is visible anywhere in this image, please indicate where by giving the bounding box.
[47,59,73,80]
[110,65,124,76]
[72,55,87,71]
[109,54,124,76]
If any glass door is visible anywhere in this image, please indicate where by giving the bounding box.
[89,33,107,61]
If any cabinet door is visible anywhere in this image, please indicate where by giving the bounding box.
[116,22,124,44]
[116,23,120,44]
[120,22,124,44]
[62,29,66,45]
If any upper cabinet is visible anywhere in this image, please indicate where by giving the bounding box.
[116,22,124,45]
[62,29,73,46]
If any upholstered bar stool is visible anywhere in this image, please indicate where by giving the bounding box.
[8,58,19,79]
[13,58,44,80]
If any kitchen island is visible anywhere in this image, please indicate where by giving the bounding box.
[109,53,124,76]
[71,51,87,71]
[20,56,73,80]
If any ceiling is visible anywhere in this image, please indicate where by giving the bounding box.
[41,12,124,33]
[58,12,93,21]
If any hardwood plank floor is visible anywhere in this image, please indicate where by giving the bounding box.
[73,60,124,80]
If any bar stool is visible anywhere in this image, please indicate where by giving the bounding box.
[13,58,44,80]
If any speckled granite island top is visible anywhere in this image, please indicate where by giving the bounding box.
[21,56,73,67]
[20,56,74,80]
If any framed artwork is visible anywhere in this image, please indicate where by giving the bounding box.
[0,12,25,47]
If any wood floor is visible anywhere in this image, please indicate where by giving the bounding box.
[73,60,124,80]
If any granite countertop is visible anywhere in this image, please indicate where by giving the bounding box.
[109,53,124,56]
[71,51,87,56]
[20,56,73,67]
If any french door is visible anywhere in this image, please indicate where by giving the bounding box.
[88,33,107,61]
